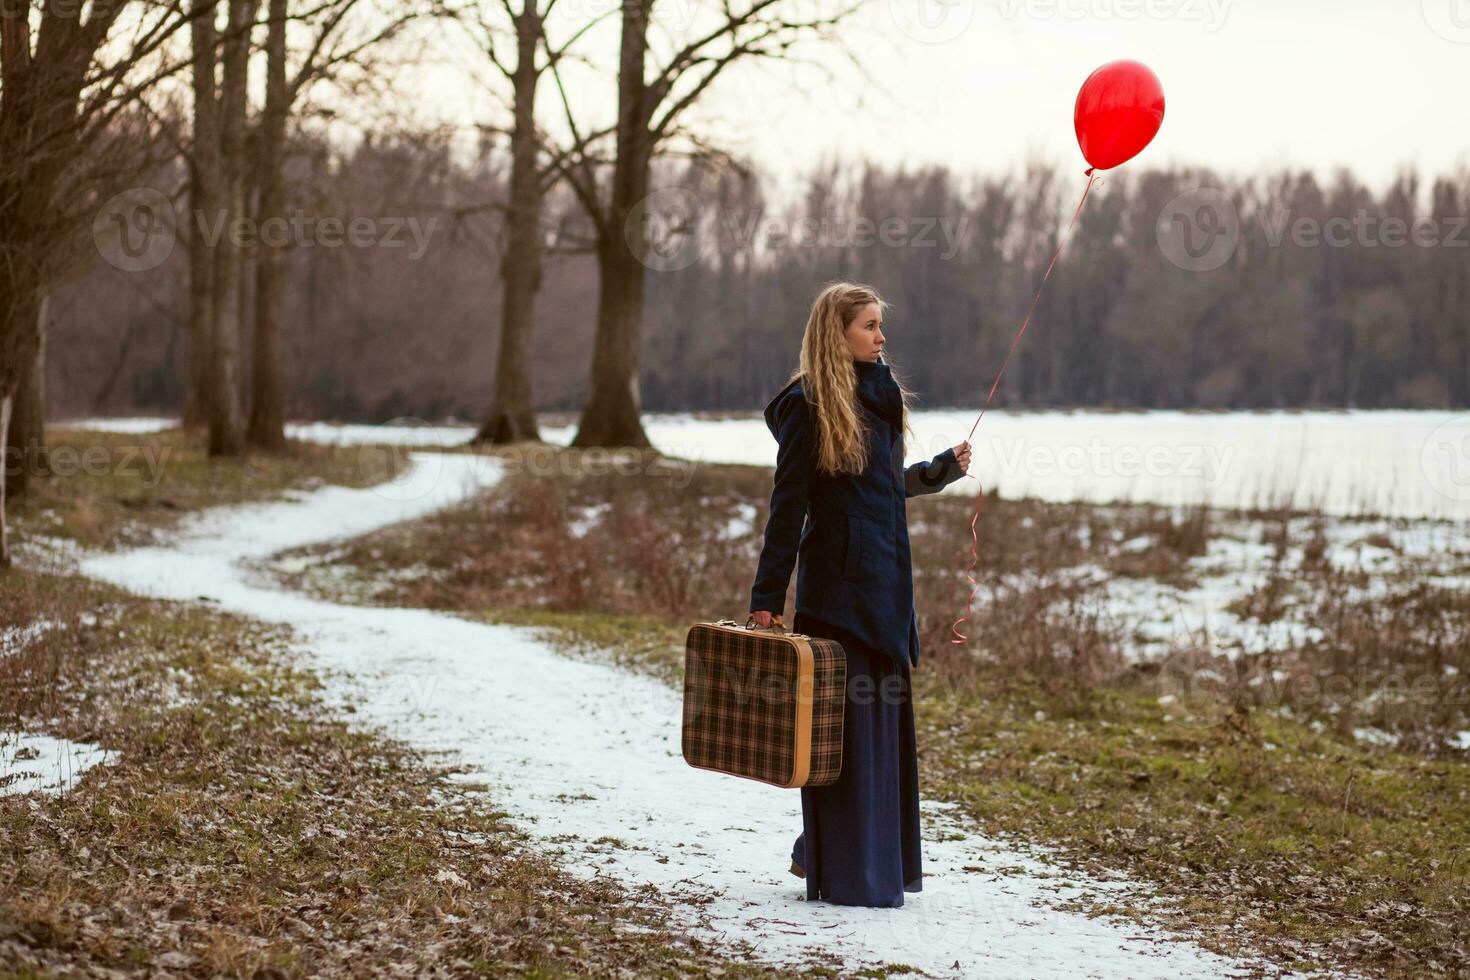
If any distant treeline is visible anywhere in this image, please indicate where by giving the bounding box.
[48,135,1470,419]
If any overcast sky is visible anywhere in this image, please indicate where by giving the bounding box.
[412,0,1470,207]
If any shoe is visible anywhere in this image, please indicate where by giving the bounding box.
[789,860,805,879]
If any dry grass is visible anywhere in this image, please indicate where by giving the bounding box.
[918,670,1470,977]
[271,444,1470,977]
[0,564,788,979]
[2,434,790,978]
[271,445,1470,752]
[8,425,410,551]
[1207,523,1470,756]
[272,451,766,621]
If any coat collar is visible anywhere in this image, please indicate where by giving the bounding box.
[761,359,903,437]
[762,376,804,438]
[853,357,903,431]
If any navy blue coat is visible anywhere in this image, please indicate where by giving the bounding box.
[748,358,965,668]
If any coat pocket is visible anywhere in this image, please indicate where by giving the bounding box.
[842,514,864,580]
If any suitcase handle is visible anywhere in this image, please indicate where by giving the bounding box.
[714,615,788,633]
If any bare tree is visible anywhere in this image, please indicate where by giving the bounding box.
[549,0,862,448]
[443,0,613,446]
[246,0,423,449]
[207,0,259,455]
[187,0,223,433]
[245,0,290,449]
[1,0,196,565]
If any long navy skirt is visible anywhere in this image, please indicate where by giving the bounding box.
[789,611,923,907]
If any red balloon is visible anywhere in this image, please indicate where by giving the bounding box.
[1074,60,1165,172]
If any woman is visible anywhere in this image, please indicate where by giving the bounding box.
[747,281,971,908]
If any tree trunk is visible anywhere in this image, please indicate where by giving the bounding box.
[573,236,652,448]
[188,0,220,434]
[247,0,288,451]
[0,246,43,569]
[0,393,12,568]
[473,10,544,446]
[185,150,215,431]
[207,0,256,457]
[571,0,653,450]
[6,291,48,500]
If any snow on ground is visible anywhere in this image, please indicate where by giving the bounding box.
[0,622,115,800]
[1054,510,1470,665]
[73,451,1277,978]
[49,416,178,434]
[2,619,62,658]
[1,731,114,799]
[1082,530,1321,662]
[721,500,760,539]
[567,500,612,539]
[53,409,1470,520]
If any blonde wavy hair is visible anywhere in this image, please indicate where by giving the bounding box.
[781,281,917,476]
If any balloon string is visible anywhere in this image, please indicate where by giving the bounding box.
[950,168,1101,644]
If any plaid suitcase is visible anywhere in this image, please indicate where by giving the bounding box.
[682,614,846,789]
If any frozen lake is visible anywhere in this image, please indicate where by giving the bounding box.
[54,408,1470,521]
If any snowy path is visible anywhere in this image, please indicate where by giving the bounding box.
[78,451,1269,978]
